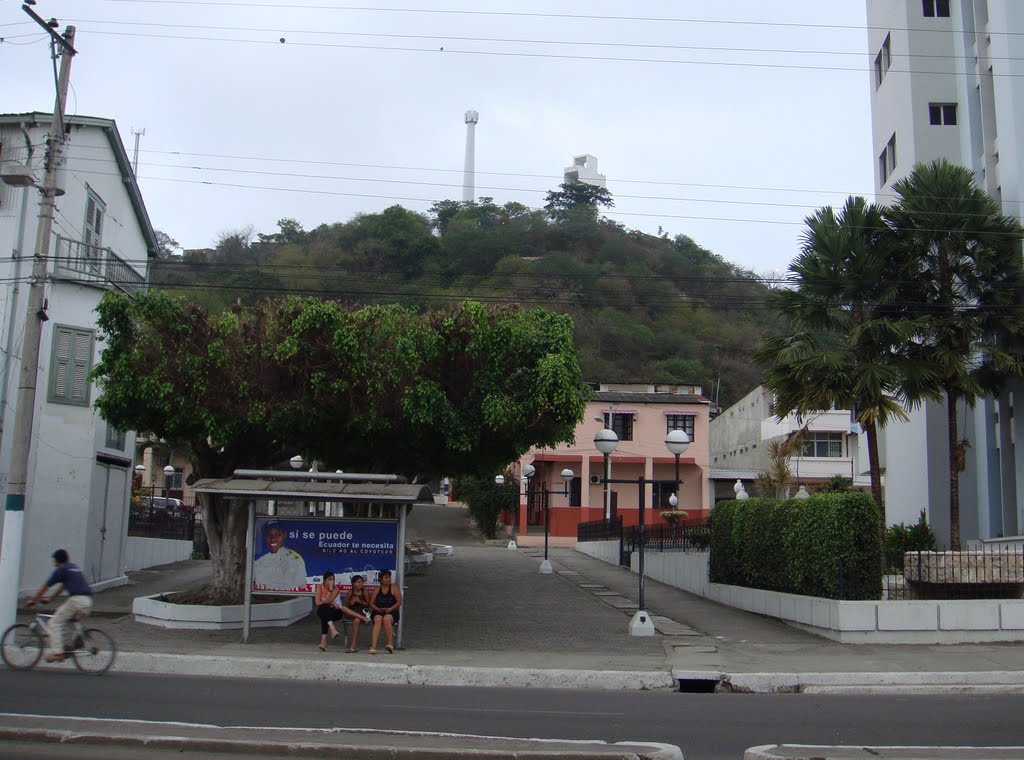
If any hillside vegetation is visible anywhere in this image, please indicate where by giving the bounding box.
[152,192,774,407]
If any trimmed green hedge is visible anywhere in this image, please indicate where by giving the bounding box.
[709,491,882,601]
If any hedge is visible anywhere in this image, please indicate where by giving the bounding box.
[709,491,882,600]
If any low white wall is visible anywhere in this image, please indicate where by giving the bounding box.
[133,593,312,629]
[125,536,193,572]
[579,542,1024,644]
[575,540,620,565]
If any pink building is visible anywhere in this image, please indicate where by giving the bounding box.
[510,383,712,538]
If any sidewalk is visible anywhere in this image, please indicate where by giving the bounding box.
[43,505,1024,693]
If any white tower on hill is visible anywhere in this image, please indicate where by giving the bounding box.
[462,110,479,203]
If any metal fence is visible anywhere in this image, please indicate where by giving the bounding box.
[577,516,623,543]
[622,519,711,557]
[127,508,196,542]
[883,545,1024,600]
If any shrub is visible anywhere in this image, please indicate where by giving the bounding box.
[710,491,882,600]
[884,510,937,572]
[453,474,518,539]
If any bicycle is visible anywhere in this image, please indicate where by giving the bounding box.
[1,610,117,675]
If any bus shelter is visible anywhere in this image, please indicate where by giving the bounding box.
[193,470,436,643]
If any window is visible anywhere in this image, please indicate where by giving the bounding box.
[48,326,93,406]
[165,468,184,490]
[83,186,106,250]
[801,432,844,458]
[105,424,125,451]
[923,0,950,17]
[603,412,634,441]
[928,103,958,125]
[666,414,695,441]
[874,34,891,88]
[879,132,897,185]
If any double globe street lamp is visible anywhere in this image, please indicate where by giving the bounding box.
[593,426,690,636]
[497,464,574,574]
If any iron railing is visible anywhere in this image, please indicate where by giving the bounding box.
[54,235,146,295]
[577,516,623,543]
[622,518,711,555]
[127,508,196,542]
[883,544,1024,600]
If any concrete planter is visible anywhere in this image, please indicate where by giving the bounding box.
[133,593,311,630]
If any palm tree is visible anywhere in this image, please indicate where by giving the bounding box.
[885,160,1024,550]
[755,196,927,530]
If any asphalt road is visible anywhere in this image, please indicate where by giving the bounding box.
[2,670,1024,759]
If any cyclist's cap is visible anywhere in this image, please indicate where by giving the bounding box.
[52,549,69,563]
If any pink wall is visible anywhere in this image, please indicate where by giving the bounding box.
[514,397,712,536]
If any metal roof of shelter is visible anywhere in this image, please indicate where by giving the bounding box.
[192,478,435,504]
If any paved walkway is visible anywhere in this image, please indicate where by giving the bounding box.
[29,504,1024,692]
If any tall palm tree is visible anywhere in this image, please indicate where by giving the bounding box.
[755,196,927,530]
[886,160,1024,550]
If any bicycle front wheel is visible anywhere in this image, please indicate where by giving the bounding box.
[1,623,44,670]
[71,628,116,675]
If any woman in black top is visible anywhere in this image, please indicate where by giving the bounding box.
[368,569,402,654]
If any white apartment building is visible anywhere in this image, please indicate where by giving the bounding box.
[0,113,157,591]
[563,154,607,188]
[867,1,1024,544]
[709,386,870,503]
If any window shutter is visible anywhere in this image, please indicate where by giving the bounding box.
[84,197,96,247]
[71,331,91,400]
[53,328,71,399]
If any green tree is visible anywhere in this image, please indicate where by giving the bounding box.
[544,182,614,223]
[154,229,180,258]
[92,292,587,603]
[755,196,924,526]
[886,160,1024,550]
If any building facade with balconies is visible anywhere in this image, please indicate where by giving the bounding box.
[0,112,157,592]
[709,386,871,502]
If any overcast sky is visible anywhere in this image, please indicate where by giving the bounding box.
[2,1,874,276]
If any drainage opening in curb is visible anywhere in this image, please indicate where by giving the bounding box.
[677,678,719,693]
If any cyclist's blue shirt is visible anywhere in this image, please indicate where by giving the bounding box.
[46,562,92,596]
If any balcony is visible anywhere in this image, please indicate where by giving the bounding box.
[53,235,146,295]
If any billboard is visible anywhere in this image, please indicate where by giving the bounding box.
[251,517,400,594]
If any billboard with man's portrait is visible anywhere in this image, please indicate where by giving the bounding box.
[252,517,400,594]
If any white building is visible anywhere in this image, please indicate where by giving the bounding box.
[709,386,870,503]
[867,1,1024,544]
[0,112,157,591]
[563,154,607,188]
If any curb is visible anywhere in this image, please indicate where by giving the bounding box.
[0,719,685,760]
[745,744,1024,759]
[113,651,677,691]
[673,669,1024,694]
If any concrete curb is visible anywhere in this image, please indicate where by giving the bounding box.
[0,719,685,759]
[114,651,677,691]
[674,669,1024,694]
[745,744,1024,759]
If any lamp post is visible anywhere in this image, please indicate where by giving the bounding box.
[594,428,618,521]
[163,465,175,500]
[501,466,573,574]
[665,429,691,508]
[496,464,534,550]
[593,431,690,636]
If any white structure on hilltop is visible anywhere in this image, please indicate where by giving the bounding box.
[563,154,607,188]
[0,112,157,593]
[462,110,478,203]
[867,1,1024,545]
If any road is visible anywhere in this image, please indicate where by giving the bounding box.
[2,671,1023,759]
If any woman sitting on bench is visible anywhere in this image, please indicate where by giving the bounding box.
[368,568,402,654]
[342,575,372,653]
[316,571,346,651]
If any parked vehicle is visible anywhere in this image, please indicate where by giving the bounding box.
[143,496,190,515]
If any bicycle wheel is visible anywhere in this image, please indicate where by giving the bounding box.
[71,627,116,675]
[1,623,44,670]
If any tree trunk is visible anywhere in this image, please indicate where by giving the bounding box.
[947,390,961,551]
[200,494,250,605]
[864,418,885,535]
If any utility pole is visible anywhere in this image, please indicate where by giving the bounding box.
[0,10,76,631]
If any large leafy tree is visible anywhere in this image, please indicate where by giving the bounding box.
[755,197,927,527]
[544,182,614,223]
[886,160,1024,550]
[93,292,587,602]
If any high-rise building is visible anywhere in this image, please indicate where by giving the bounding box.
[867,0,1024,544]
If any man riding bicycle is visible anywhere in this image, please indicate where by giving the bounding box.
[26,549,93,662]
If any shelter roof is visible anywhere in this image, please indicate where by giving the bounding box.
[192,478,435,504]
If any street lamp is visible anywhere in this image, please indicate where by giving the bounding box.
[501,466,574,574]
[289,455,304,470]
[593,432,691,636]
[594,428,618,521]
[163,464,175,500]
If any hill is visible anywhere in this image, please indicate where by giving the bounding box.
[151,194,775,407]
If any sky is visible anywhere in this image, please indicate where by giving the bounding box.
[1,1,875,276]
